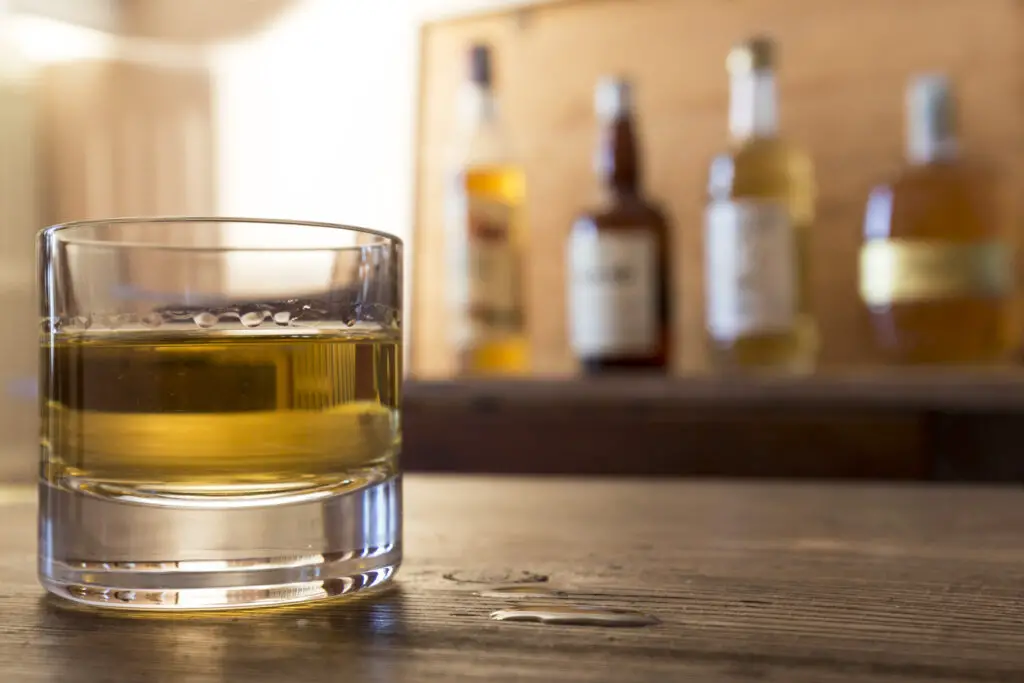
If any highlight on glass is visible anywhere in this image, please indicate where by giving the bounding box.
[37,217,403,610]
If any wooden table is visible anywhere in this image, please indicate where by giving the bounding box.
[2,477,1023,681]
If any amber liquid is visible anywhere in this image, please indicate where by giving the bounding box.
[41,329,401,495]
[707,136,818,371]
[458,164,529,375]
[862,161,1012,364]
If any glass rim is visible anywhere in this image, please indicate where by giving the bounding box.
[39,216,403,252]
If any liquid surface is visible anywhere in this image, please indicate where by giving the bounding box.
[442,569,549,584]
[490,606,660,627]
[41,329,401,499]
[475,585,568,599]
[707,136,818,372]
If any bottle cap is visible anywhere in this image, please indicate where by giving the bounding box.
[727,35,776,73]
[906,73,958,162]
[469,43,492,87]
[907,73,955,134]
[595,76,633,121]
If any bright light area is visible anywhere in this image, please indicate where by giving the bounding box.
[212,1,417,238]
[5,13,113,64]
[211,0,419,309]
[210,0,534,336]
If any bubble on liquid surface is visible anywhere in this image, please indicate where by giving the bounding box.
[291,302,328,324]
[193,311,218,328]
[240,311,267,328]
[490,606,659,628]
[67,316,92,330]
[476,585,568,599]
[163,308,193,322]
[141,313,163,328]
[273,311,291,326]
[97,314,122,330]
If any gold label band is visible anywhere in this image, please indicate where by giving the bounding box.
[859,239,1012,306]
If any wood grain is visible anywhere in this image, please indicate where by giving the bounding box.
[5,477,1024,681]
[412,0,1024,377]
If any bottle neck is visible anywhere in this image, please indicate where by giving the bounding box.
[728,69,778,141]
[596,114,641,198]
[461,82,498,129]
[906,89,959,165]
[908,132,959,166]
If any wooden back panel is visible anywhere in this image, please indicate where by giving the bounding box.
[413,0,1023,378]
[0,67,40,482]
[37,59,217,224]
[36,59,220,297]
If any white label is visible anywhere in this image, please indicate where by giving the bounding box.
[568,230,658,356]
[446,179,522,343]
[469,238,518,323]
[705,199,796,340]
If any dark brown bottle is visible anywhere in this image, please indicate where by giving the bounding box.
[567,77,672,374]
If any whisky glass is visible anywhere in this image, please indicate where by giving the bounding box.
[38,217,403,610]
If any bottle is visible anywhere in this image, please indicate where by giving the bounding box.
[446,43,529,376]
[704,36,817,373]
[567,77,672,374]
[859,75,1012,364]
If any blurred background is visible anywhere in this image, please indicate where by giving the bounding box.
[0,0,440,479]
[3,0,1023,481]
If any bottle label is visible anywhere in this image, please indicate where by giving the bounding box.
[451,190,522,337]
[568,230,658,356]
[705,199,796,340]
[859,239,1011,306]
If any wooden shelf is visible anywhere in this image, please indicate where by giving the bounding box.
[402,371,1024,480]
[405,369,1024,412]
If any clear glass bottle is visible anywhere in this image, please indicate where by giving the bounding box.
[704,36,818,373]
[446,43,529,376]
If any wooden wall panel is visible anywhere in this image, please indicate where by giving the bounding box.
[412,0,1024,378]
[36,58,220,295]
[0,63,41,482]
[36,59,217,224]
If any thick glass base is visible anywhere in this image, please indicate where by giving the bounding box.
[38,475,401,611]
